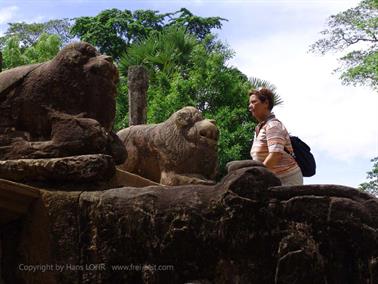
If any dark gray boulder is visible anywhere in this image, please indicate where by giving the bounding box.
[1,165,377,284]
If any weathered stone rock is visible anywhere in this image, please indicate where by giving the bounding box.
[117,107,219,185]
[0,179,40,225]
[128,65,148,126]
[0,42,117,134]
[274,223,326,284]
[109,168,160,188]
[1,190,80,284]
[1,166,377,283]
[226,159,265,173]
[0,42,127,167]
[0,155,115,184]
[0,111,126,164]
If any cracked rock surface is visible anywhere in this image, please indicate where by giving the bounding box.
[1,166,377,284]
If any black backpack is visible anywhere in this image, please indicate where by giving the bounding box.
[257,118,316,177]
[285,136,316,177]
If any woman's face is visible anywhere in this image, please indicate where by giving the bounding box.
[248,94,270,121]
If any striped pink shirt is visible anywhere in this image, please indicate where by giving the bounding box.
[250,115,300,178]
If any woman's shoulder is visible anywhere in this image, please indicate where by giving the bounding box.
[266,118,283,129]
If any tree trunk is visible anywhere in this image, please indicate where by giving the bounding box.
[128,65,148,126]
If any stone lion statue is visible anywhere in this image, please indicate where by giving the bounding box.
[0,42,127,183]
[117,107,219,185]
[0,41,126,163]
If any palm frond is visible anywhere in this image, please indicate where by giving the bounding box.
[248,77,283,107]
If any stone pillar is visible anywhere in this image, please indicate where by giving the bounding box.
[128,65,148,126]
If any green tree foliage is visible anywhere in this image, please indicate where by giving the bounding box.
[1,33,61,69]
[118,27,281,177]
[359,157,378,196]
[0,8,282,180]
[0,19,72,48]
[23,33,62,63]
[1,36,25,68]
[310,0,378,90]
[167,8,226,41]
[70,8,225,60]
[114,77,129,130]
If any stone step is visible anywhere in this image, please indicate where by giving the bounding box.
[0,179,40,226]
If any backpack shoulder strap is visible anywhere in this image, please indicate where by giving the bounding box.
[256,117,280,136]
[284,136,295,157]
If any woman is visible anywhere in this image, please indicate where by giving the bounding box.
[249,88,303,186]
